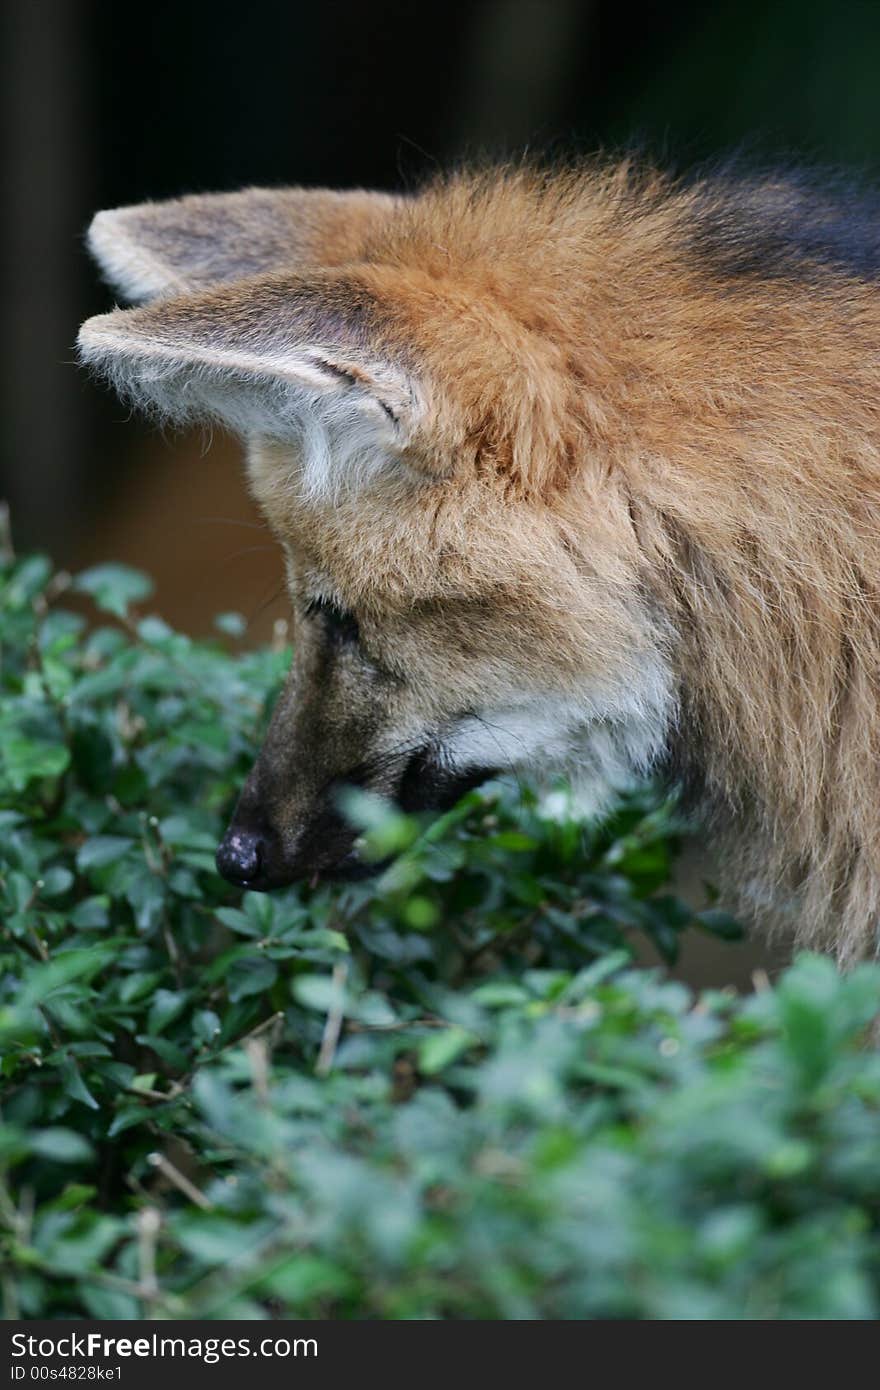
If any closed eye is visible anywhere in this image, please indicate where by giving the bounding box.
[304,595,360,645]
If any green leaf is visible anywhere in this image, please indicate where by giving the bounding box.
[193,1010,222,1046]
[470,982,530,1008]
[696,909,745,941]
[291,974,343,1013]
[175,1215,274,1264]
[69,896,111,929]
[76,836,135,872]
[4,554,52,605]
[260,1254,353,1304]
[73,563,154,618]
[418,1026,478,1075]
[59,1059,100,1111]
[226,956,278,1001]
[147,989,190,1035]
[2,738,70,791]
[134,1035,188,1069]
[488,832,538,851]
[39,867,74,899]
[35,1213,121,1276]
[29,1128,94,1163]
[107,1106,149,1139]
[214,612,247,637]
[17,947,115,1009]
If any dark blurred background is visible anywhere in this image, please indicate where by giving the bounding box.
[3,0,879,981]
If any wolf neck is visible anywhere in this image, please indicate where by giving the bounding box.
[646,507,880,962]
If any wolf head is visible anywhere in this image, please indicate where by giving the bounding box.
[78,173,675,889]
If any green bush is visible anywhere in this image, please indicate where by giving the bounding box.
[1,543,879,1320]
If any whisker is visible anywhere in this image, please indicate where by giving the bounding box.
[248,582,289,625]
[217,544,279,563]
[468,713,528,802]
[194,516,270,532]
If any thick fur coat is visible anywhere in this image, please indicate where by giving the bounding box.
[79,160,880,959]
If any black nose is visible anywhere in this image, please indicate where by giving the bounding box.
[216,828,263,886]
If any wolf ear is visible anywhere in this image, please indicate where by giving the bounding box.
[77,270,424,493]
[86,187,403,303]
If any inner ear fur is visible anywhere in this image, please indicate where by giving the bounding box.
[86,187,404,304]
[76,270,422,446]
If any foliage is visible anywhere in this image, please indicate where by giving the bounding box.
[1,546,878,1320]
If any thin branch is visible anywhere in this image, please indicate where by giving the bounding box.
[148,1151,213,1211]
[315,961,349,1076]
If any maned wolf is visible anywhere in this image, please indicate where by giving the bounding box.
[79,160,880,961]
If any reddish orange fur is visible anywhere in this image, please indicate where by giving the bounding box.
[81,162,880,955]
